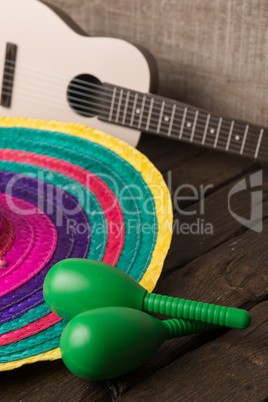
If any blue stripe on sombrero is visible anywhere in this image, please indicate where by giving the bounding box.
[0,127,157,281]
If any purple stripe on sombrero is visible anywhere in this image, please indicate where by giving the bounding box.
[0,171,91,323]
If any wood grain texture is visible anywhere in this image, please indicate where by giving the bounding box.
[48,0,268,127]
[119,301,268,401]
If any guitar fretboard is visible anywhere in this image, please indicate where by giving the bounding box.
[99,84,267,162]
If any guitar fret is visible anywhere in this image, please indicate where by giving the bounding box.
[146,98,154,131]
[202,114,211,145]
[240,124,249,155]
[179,107,188,139]
[109,87,117,121]
[168,104,176,136]
[138,95,146,129]
[115,89,123,123]
[214,117,223,148]
[122,90,130,125]
[103,86,267,163]
[130,93,138,127]
[254,128,264,158]
[157,101,165,133]
[190,111,199,142]
[225,120,234,151]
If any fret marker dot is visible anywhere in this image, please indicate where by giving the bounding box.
[235,135,240,141]
[136,108,141,114]
[164,116,169,122]
[210,128,215,134]
[186,122,192,128]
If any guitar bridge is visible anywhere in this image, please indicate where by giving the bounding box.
[0,43,17,108]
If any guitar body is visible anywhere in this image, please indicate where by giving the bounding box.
[0,0,156,147]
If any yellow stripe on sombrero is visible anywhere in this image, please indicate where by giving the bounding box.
[0,117,173,371]
[0,348,61,371]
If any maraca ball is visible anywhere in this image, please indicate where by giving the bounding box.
[60,307,167,380]
[43,258,146,320]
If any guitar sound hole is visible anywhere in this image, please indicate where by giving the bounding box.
[67,74,103,117]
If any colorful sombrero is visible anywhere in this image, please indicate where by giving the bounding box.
[0,117,172,371]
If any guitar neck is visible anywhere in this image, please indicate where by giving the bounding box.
[99,84,267,163]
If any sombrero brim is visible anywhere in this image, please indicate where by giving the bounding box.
[0,117,173,371]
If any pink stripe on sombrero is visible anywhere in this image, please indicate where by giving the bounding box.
[0,213,15,257]
[0,203,34,279]
[0,202,36,281]
[0,313,62,346]
[0,194,57,296]
[0,149,125,266]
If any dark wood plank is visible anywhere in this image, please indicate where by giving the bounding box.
[138,133,255,175]
[138,134,207,173]
[118,301,268,401]
[140,135,263,271]
[0,359,110,402]
[164,164,268,271]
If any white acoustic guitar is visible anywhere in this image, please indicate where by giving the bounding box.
[0,0,267,162]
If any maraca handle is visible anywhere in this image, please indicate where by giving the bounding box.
[163,318,219,339]
[143,293,251,329]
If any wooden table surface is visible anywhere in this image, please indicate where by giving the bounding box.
[0,133,267,401]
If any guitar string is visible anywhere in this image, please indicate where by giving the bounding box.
[1,58,260,133]
[1,58,253,130]
[3,72,255,136]
[1,69,265,144]
[1,79,265,154]
[1,84,267,158]
[3,80,265,153]
[2,60,265,150]
[2,89,267,159]
[3,63,251,133]
[1,81,264,148]
[1,59,266,154]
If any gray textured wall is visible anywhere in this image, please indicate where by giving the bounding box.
[50,0,268,126]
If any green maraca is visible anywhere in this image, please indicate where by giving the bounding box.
[60,306,218,380]
[43,258,251,329]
